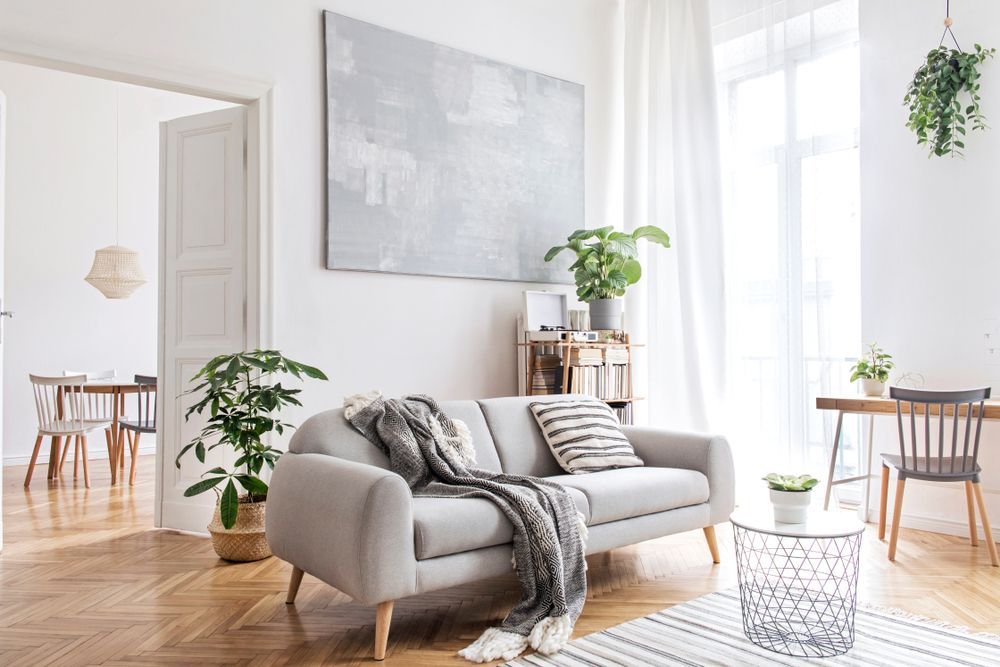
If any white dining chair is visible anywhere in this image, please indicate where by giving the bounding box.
[61,369,119,477]
[25,374,113,488]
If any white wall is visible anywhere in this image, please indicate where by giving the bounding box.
[0,62,230,463]
[0,1,622,448]
[861,0,1000,536]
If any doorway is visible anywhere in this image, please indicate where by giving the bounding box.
[0,56,272,544]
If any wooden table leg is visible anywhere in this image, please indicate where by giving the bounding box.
[823,411,844,510]
[47,436,62,480]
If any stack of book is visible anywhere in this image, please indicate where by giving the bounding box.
[568,347,603,366]
[567,364,630,400]
[609,402,632,423]
[531,354,563,394]
[604,346,628,365]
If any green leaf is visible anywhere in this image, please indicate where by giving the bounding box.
[219,479,239,529]
[183,477,226,497]
[236,475,269,495]
[621,259,641,284]
[607,270,629,290]
[543,245,568,262]
[631,225,672,248]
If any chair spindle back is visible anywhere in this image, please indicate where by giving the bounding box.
[30,374,87,432]
[891,386,991,475]
[134,375,158,428]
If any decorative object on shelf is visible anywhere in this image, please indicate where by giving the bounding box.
[85,86,146,299]
[175,350,327,561]
[763,473,819,523]
[849,342,894,397]
[904,1,995,158]
[323,11,583,283]
[544,225,671,330]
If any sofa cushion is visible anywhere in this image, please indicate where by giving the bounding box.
[548,467,709,525]
[412,486,590,560]
[529,398,643,473]
[478,395,594,478]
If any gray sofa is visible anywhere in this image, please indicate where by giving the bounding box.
[266,395,735,660]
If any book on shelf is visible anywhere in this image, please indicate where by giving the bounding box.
[531,354,563,394]
[603,346,629,364]
[567,364,630,401]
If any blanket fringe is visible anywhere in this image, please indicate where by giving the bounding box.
[457,627,529,663]
[528,614,573,655]
[343,390,382,420]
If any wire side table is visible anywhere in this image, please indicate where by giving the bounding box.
[731,510,864,658]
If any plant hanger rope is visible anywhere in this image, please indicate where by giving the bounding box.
[940,0,961,51]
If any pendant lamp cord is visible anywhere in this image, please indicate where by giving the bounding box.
[114,86,120,246]
[940,0,962,51]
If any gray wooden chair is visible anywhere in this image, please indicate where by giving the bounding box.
[117,375,157,486]
[880,386,998,566]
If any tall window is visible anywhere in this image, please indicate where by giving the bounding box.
[710,0,862,488]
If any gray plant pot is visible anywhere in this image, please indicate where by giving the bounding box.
[589,298,623,331]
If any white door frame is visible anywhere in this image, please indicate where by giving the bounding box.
[0,40,274,529]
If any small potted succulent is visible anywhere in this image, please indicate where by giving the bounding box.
[176,350,327,562]
[849,342,894,397]
[544,225,671,330]
[763,473,819,523]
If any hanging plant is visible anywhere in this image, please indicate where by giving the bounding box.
[904,7,995,158]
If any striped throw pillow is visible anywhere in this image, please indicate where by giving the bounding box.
[529,399,644,474]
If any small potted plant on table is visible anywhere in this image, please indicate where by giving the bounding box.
[764,473,819,523]
[176,350,327,562]
[849,342,894,397]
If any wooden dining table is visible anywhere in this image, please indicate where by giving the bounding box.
[47,379,141,485]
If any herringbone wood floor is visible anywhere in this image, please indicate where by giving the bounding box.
[2,456,998,666]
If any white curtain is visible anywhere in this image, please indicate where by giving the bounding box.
[709,0,861,484]
[623,0,727,433]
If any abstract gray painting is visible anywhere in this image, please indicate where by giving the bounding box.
[324,11,583,282]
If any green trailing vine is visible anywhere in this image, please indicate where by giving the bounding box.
[904,43,996,158]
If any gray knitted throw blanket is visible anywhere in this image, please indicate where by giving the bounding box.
[344,392,587,663]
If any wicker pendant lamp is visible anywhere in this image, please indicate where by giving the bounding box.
[85,87,146,299]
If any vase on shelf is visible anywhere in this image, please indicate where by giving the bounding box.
[589,299,622,331]
[769,488,813,523]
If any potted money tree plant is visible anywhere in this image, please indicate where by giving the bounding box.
[175,350,327,562]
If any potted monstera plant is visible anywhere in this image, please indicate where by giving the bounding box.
[544,225,671,330]
[176,350,327,562]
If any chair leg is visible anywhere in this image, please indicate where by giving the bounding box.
[286,566,305,604]
[129,431,141,486]
[24,435,44,488]
[888,478,906,561]
[965,481,980,547]
[80,435,90,489]
[878,464,890,540]
[74,436,82,479]
[971,482,999,567]
[374,600,394,661]
[703,525,721,564]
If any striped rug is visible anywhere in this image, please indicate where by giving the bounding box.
[504,589,1000,666]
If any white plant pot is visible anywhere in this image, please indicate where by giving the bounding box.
[770,488,812,524]
[860,379,885,397]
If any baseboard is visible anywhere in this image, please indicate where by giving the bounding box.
[3,443,156,467]
[859,505,1000,542]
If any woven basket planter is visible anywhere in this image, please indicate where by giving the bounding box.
[207,498,271,562]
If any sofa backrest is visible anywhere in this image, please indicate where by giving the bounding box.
[288,399,505,473]
[477,394,588,478]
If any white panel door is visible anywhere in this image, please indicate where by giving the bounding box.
[156,106,248,532]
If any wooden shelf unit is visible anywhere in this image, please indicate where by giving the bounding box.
[517,333,644,422]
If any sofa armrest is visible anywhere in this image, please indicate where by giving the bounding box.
[622,426,735,525]
[266,452,417,605]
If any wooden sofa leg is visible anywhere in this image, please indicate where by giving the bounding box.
[285,567,304,604]
[374,600,394,661]
[703,526,721,564]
